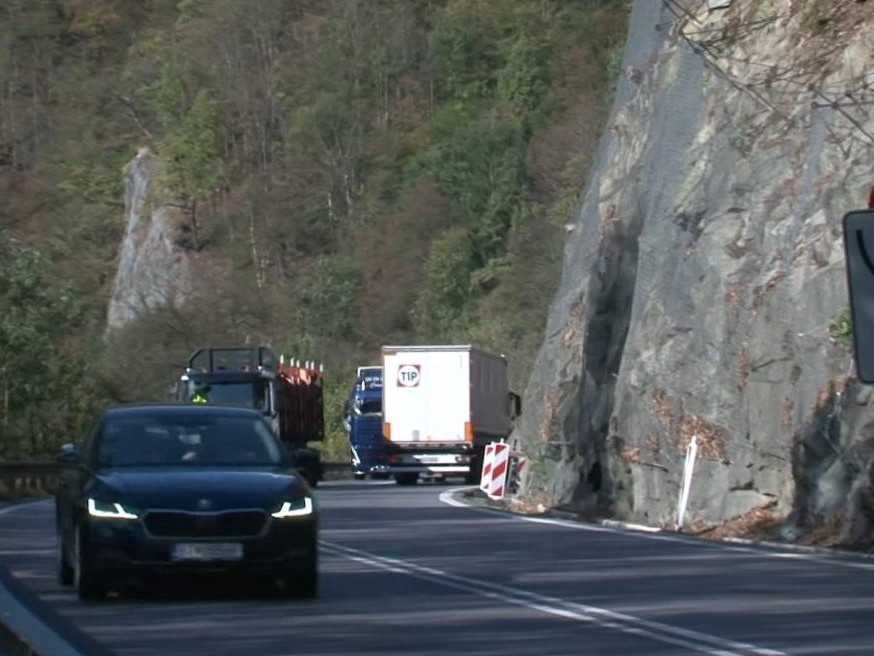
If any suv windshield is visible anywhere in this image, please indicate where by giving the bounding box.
[96,415,282,467]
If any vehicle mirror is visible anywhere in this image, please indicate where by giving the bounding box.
[57,443,80,465]
[843,210,874,382]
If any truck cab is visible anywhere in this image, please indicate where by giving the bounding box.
[345,367,390,479]
[176,347,325,486]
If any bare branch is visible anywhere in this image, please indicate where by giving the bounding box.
[115,95,154,142]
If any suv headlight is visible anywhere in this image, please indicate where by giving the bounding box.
[88,498,139,520]
[271,497,313,518]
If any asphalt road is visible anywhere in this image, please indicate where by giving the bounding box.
[1,483,873,655]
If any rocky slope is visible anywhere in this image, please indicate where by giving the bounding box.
[106,148,192,331]
[513,0,874,545]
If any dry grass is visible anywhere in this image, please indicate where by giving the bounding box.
[652,389,674,425]
[738,350,750,391]
[678,414,728,461]
[560,300,586,349]
[724,284,743,306]
[799,0,869,39]
[621,447,641,464]
[752,270,786,310]
[539,388,564,442]
[782,398,794,430]
[798,514,844,547]
[695,501,781,540]
[653,389,729,461]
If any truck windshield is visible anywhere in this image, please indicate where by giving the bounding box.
[96,415,282,467]
[186,381,269,411]
[354,399,382,416]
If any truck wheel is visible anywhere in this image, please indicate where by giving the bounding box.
[394,474,418,486]
[74,526,106,601]
[353,472,366,481]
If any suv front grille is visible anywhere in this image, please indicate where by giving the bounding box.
[144,510,266,538]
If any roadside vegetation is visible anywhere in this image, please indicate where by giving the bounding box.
[0,0,629,461]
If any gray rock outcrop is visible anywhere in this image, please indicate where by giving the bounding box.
[513,0,874,542]
[106,147,192,331]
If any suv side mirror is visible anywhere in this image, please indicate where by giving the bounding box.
[843,210,874,382]
[57,443,80,465]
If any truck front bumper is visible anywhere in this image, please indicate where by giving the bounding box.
[389,465,470,474]
[387,452,471,474]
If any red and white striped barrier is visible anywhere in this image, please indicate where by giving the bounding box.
[479,442,510,499]
[479,443,496,493]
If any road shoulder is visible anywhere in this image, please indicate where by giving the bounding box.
[439,486,874,570]
[0,503,116,656]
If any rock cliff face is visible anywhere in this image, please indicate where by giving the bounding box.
[514,0,874,543]
[106,148,192,331]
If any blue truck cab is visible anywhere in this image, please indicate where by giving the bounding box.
[344,367,389,479]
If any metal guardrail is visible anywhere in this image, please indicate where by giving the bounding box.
[321,461,353,480]
[0,462,64,501]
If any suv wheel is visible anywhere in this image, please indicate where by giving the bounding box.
[57,533,74,586]
[74,525,106,601]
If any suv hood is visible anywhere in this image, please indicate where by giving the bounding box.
[91,468,306,512]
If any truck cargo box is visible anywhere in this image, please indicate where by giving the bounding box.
[382,345,512,448]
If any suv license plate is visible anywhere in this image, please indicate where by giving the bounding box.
[171,543,243,562]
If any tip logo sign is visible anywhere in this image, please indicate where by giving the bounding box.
[397,364,421,387]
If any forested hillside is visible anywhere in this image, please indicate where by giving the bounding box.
[0,0,628,459]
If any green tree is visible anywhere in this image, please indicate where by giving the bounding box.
[0,238,90,456]
[432,2,501,102]
[303,256,362,341]
[497,35,552,113]
[0,0,629,465]
[414,227,475,339]
[162,89,223,241]
[425,113,527,264]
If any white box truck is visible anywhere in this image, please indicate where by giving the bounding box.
[381,345,520,485]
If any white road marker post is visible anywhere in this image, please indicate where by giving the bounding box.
[677,434,698,531]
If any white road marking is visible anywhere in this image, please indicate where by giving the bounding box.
[438,487,874,572]
[320,540,785,656]
[318,480,395,488]
[0,499,51,516]
[436,487,470,508]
